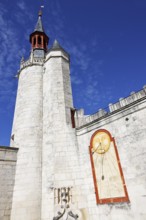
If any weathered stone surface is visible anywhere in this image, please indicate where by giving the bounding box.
[0,147,18,220]
[42,49,84,220]
[76,96,146,220]
[10,64,43,220]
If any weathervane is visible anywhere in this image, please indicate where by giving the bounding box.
[39,0,45,16]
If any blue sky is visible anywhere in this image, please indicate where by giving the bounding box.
[0,0,146,146]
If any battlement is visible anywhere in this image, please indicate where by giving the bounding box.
[75,85,146,128]
[20,56,45,70]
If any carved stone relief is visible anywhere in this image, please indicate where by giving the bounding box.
[53,187,79,220]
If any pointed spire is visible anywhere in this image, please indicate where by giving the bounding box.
[29,9,49,52]
[52,39,62,50]
[50,39,70,59]
[34,10,44,32]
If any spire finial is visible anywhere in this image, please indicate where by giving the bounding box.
[38,9,42,17]
[38,5,44,17]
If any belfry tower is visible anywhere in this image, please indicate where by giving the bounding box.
[30,10,49,56]
[10,11,84,220]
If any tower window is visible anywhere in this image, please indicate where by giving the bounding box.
[38,36,42,45]
[33,37,36,46]
[43,39,46,49]
[71,109,75,128]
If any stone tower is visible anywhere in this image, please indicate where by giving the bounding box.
[10,11,83,220]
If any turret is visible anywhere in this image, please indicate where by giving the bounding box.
[10,8,83,220]
[29,10,49,57]
[10,10,45,220]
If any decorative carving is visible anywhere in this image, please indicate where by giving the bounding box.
[53,209,65,220]
[68,211,79,219]
[54,187,72,206]
[53,187,79,220]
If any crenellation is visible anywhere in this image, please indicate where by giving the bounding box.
[109,87,146,112]
[20,56,45,70]
[75,108,107,127]
[75,86,146,128]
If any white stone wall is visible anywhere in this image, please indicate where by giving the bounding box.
[10,65,43,220]
[41,50,85,220]
[76,98,146,220]
[0,147,18,220]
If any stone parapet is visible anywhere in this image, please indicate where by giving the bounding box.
[75,86,146,128]
[20,57,45,70]
[109,85,146,112]
[75,108,107,127]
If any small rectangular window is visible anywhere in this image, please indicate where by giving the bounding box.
[71,108,75,128]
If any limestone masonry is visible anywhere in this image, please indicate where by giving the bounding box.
[0,10,146,220]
